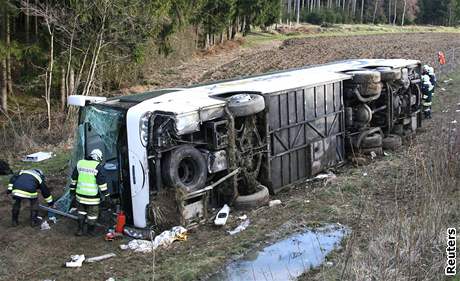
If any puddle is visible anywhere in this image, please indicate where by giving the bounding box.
[208,224,350,281]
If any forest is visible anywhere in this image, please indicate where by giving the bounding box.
[0,0,460,128]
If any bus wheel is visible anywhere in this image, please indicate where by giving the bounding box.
[162,145,207,193]
[227,94,265,117]
[234,185,270,210]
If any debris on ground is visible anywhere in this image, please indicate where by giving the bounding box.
[106,278,115,281]
[363,172,368,176]
[238,214,247,220]
[314,172,336,180]
[85,253,116,263]
[443,79,453,83]
[269,200,282,207]
[228,219,250,235]
[22,151,54,162]
[214,204,230,226]
[48,216,57,224]
[120,226,187,253]
[370,151,377,159]
[105,231,123,241]
[40,221,51,231]
[65,255,85,268]
[441,87,446,91]
[123,226,151,240]
[451,120,458,124]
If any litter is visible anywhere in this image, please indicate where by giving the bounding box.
[238,214,247,220]
[269,199,282,207]
[442,109,449,113]
[456,110,460,113]
[314,172,334,179]
[228,219,250,235]
[106,278,115,281]
[214,204,230,226]
[441,87,446,91]
[48,216,57,224]
[85,253,116,263]
[40,221,51,230]
[383,152,389,156]
[363,172,368,176]
[444,79,453,83]
[370,151,377,159]
[65,255,85,268]
[451,120,458,124]
[22,151,54,162]
[105,232,123,241]
[120,226,187,253]
[325,261,334,267]
[123,226,152,240]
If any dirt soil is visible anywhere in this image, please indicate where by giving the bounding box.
[138,33,460,91]
[1,32,460,281]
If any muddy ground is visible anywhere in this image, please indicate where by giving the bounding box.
[1,31,460,281]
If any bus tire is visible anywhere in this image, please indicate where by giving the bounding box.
[162,145,207,193]
[382,134,402,150]
[228,94,265,117]
[234,185,270,209]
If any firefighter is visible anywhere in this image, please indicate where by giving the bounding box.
[421,74,434,119]
[422,65,437,89]
[7,169,53,227]
[70,149,108,236]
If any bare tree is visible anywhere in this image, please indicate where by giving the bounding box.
[393,0,398,25]
[373,0,380,23]
[401,0,407,25]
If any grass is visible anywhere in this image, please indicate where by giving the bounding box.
[242,23,460,48]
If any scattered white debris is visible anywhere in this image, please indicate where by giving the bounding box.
[106,278,115,281]
[441,87,446,91]
[451,120,458,124]
[22,151,54,162]
[456,110,460,113]
[37,216,43,220]
[325,261,334,267]
[65,255,85,268]
[305,200,310,203]
[228,219,250,235]
[383,152,389,156]
[214,204,230,226]
[86,253,116,263]
[40,221,51,231]
[48,216,57,224]
[238,214,248,220]
[120,226,187,253]
[363,172,368,176]
[442,109,449,113]
[444,79,453,83]
[370,151,377,159]
[268,199,282,207]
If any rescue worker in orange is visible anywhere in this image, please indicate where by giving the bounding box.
[8,169,53,227]
[69,149,108,236]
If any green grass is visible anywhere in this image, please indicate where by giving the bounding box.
[242,24,460,48]
[0,150,71,187]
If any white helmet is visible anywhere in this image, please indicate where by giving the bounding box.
[89,149,103,161]
[421,74,430,84]
[428,66,435,75]
[422,65,430,74]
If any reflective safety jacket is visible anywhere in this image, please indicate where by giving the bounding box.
[70,159,108,205]
[8,170,53,204]
[421,79,434,107]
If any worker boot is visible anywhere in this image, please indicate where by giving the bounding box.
[30,210,40,227]
[86,224,96,237]
[11,209,19,227]
[75,216,85,236]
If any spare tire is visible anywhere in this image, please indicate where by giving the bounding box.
[347,70,381,84]
[162,145,207,193]
[382,134,402,150]
[234,185,270,210]
[359,147,383,155]
[360,133,383,148]
[228,94,265,117]
[377,67,402,81]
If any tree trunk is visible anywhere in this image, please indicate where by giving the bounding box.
[1,59,6,111]
[372,0,379,23]
[60,67,66,112]
[6,11,13,96]
[296,0,300,24]
[46,29,54,131]
[34,0,38,40]
[393,0,397,25]
[388,0,392,24]
[360,0,364,23]
[69,67,75,96]
[401,0,407,26]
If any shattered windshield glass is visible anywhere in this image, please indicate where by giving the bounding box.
[69,105,123,177]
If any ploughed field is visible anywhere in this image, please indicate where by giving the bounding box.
[0,32,459,281]
[148,32,460,88]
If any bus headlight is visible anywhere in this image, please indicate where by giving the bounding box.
[139,112,151,147]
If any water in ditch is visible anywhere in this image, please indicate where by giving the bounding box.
[208,223,350,281]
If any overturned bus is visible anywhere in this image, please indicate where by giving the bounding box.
[68,59,422,228]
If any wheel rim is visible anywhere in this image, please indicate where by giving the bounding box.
[178,157,197,185]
